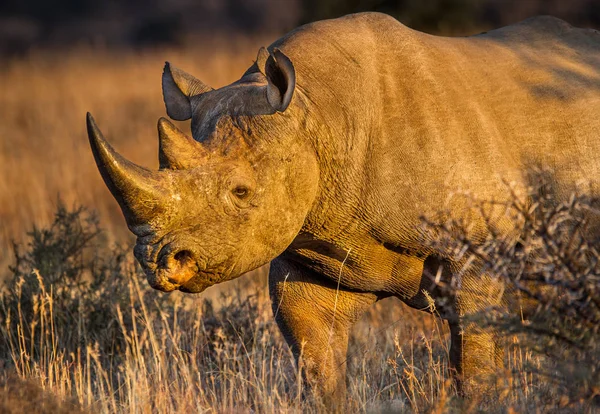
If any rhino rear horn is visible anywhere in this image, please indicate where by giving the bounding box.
[87,113,169,227]
[158,117,208,170]
[162,62,213,121]
[265,49,296,113]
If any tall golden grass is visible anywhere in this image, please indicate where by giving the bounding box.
[1,201,580,413]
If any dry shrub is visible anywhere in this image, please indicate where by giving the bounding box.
[423,174,600,411]
[0,374,86,414]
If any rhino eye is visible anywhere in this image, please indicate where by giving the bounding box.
[227,176,255,208]
[232,186,250,199]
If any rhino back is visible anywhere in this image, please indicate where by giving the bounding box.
[271,13,600,248]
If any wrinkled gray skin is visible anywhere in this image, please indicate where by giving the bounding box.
[87,13,600,406]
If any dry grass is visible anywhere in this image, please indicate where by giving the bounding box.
[2,202,592,413]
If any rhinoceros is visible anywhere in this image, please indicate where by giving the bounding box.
[86,12,600,403]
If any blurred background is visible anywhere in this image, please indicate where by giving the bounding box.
[2,0,600,54]
[1,0,599,272]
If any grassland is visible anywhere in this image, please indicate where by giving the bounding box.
[0,41,598,413]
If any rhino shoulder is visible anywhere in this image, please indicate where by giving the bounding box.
[272,11,409,48]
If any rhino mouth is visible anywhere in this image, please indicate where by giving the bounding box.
[177,271,221,293]
[146,267,221,293]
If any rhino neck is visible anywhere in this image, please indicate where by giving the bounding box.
[288,79,377,248]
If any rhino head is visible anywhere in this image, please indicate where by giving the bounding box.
[87,48,319,293]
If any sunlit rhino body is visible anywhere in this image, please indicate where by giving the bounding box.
[87,13,600,403]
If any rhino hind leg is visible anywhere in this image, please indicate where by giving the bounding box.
[269,257,378,410]
[449,274,506,398]
[449,321,504,398]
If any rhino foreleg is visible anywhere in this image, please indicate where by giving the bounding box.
[269,257,378,409]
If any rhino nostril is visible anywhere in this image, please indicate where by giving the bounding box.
[173,250,194,265]
[166,250,197,286]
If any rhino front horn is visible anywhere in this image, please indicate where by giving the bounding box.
[87,113,168,227]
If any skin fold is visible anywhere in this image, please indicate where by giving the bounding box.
[87,12,600,406]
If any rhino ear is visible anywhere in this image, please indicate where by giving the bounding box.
[265,49,296,113]
[162,62,213,121]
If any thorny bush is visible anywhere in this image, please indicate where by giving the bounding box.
[423,176,600,409]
